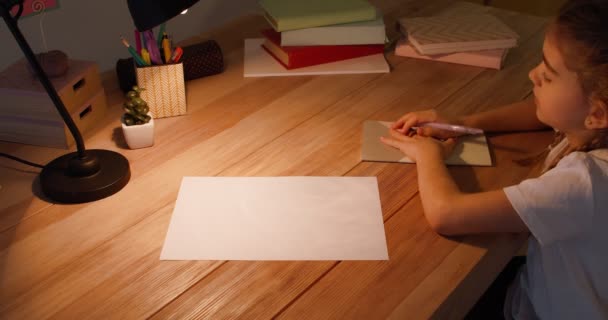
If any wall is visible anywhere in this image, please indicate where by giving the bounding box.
[0,0,259,72]
[467,0,565,16]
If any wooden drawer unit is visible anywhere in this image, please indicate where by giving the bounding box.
[0,59,108,148]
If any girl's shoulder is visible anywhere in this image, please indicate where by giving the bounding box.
[589,148,608,162]
[554,148,608,174]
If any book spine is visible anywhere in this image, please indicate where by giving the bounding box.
[261,44,292,70]
[287,44,384,69]
[413,39,517,55]
[262,11,280,32]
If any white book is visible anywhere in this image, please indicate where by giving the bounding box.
[243,38,390,77]
[399,13,518,55]
[280,16,386,46]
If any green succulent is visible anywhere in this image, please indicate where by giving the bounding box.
[123,86,151,126]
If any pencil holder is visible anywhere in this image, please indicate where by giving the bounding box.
[135,62,187,118]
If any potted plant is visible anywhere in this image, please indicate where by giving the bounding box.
[121,86,154,149]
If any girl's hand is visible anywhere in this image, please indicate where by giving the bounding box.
[391,109,463,139]
[380,129,458,162]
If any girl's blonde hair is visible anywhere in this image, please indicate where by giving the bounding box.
[542,0,608,170]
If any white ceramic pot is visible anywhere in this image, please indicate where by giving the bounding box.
[121,114,154,149]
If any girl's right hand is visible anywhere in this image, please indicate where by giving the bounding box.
[391,109,464,139]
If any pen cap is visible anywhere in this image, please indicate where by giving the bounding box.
[181,40,224,80]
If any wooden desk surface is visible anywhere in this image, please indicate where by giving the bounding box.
[0,1,551,319]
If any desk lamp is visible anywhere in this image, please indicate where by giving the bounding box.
[0,0,199,203]
[127,0,199,31]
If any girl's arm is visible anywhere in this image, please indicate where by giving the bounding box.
[392,98,548,137]
[381,130,529,235]
[416,149,529,235]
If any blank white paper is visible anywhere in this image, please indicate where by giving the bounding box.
[160,177,388,261]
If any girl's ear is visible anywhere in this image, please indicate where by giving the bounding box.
[585,99,608,129]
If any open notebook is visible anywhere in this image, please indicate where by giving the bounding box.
[361,121,492,166]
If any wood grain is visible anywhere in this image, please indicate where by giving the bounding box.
[0,2,549,319]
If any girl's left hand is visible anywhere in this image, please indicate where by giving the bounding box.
[380,129,458,162]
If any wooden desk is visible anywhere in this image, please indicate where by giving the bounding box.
[0,1,551,319]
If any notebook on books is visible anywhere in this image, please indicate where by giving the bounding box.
[361,121,492,166]
[259,0,377,32]
[398,13,518,55]
[394,39,508,69]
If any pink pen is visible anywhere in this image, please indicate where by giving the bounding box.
[412,122,484,135]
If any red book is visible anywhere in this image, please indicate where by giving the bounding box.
[260,29,384,70]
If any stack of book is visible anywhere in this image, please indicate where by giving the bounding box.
[257,0,387,70]
[395,12,519,69]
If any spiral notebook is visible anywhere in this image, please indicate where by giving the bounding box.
[398,13,518,55]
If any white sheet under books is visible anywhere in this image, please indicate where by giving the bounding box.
[161,176,389,261]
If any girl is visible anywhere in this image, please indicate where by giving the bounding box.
[380,0,608,319]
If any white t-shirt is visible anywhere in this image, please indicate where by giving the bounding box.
[503,141,608,320]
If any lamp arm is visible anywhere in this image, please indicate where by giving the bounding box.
[0,3,86,158]
[0,0,131,204]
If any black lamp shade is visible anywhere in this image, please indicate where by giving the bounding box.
[127,0,200,31]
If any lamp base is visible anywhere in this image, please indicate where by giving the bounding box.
[40,149,131,203]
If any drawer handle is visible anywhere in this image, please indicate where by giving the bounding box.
[73,78,86,92]
[79,105,92,119]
